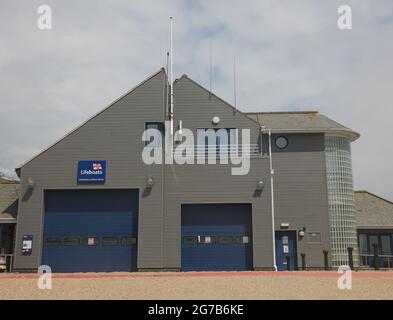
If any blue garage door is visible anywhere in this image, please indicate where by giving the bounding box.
[42,189,138,273]
[181,204,252,271]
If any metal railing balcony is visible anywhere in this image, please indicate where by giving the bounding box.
[359,253,393,269]
[171,144,263,159]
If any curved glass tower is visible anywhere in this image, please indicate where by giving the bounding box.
[325,136,358,267]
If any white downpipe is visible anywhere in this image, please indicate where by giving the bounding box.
[268,130,277,271]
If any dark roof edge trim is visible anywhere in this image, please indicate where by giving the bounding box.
[258,128,360,141]
[357,226,393,230]
[0,219,17,224]
[246,111,319,115]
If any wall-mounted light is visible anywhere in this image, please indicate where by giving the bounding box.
[298,227,306,238]
[27,177,35,189]
[212,116,220,125]
[256,180,264,190]
[146,177,154,188]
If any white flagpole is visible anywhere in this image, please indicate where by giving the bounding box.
[170,17,174,137]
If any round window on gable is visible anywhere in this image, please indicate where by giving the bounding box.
[275,136,288,149]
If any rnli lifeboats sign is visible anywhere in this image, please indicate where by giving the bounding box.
[77,160,106,183]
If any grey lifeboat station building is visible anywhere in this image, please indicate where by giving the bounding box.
[12,69,362,272]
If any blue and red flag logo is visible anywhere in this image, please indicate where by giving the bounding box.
[93,163,102,170]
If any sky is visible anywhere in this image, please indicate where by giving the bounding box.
[0,0,392,199]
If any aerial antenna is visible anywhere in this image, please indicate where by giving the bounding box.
[209,40,213,97]
[169,17,174,136]
[166,51,169,77]
[166,51,169,117]
[234,56,237,109]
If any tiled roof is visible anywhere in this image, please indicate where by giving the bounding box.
[0,179,19,223]
[245,111,360,141]
[355,191,393,229]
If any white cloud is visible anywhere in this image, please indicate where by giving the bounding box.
[0,168,19,181]
[0,0,392,199]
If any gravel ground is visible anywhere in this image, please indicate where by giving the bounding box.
[1,271,393,300]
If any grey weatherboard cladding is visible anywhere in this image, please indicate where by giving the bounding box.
[14,69,333,271]
[163,75,274,269]
[15,69,167,270]
[271,133,330,267]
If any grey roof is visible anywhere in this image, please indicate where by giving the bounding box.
[245,111,360,141]
[0,178,19,223]
[355,191,393,229]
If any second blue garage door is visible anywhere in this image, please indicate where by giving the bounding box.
[42,189,138,273]
[181,204,253,271]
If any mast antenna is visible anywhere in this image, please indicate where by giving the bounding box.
[234,56,237,109]
[209,40,213,97]
[170,17,174,136]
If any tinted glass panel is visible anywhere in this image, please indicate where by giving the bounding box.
[218,236,233,244]
[235,236,249,244]
[198,236,216,244]
[64,237,80,246]
[369,235,379,251]
[360,255,368,266]
[359,234,368,254]
[46,238,61,246]
[121,237,136,246]
[102,237,119,246]
[183,236,198,244]
[275,136,288,149]
[145,123,164,147]
[84,237,99,246]
[380,235,391,255]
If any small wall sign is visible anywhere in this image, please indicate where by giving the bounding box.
[22,235,33,255]
[77,160,106,183]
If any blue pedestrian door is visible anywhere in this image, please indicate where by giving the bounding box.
[42,189,138,273]
[275,231,298,271]
[181,204,253,271]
